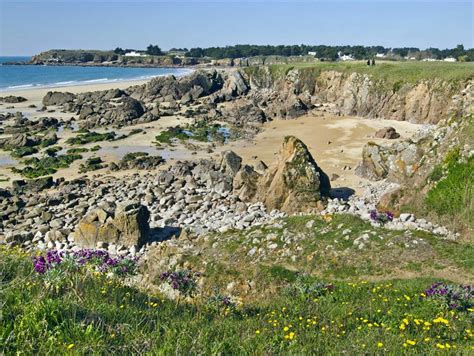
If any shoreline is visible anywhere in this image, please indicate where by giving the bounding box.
[0,78,152,102]
[0,67,195,94]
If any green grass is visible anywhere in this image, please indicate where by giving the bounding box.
[245,61,474,87]
[66,130,116,145]
[425,155,474,231]
[10,146,38,158]
[11,153,82,178]
[78,157,105,173]
[155,122,227,144]
[1,247,472,354]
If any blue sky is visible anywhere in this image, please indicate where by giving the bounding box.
[0,1,472,56]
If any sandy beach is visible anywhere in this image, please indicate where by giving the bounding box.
[0,75,422,192]
[0,78,151,103]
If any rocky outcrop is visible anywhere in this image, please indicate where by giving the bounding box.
[42,91,76,106]
[132,70,225,103]
[244,67,473,124]
[74,201,150,248]
[254,136,330,213]
[355,140,424,181]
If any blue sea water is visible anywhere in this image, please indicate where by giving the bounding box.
[0,56,192,91]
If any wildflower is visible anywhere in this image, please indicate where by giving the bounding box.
[67,344,75,349]
[436,343,445,349]
[406,339,416,346]
[283,326,289,331]
[255,330,260,335]
[433,317,449,325]
[377,342,383,348]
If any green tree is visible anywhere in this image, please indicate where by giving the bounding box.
[146,44,163,56]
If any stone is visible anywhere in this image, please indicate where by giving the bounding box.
[220,150,242,177]
[254,136,331,213]
[375,127,400,139]
[74,201,150,248]
[42,91,76,106]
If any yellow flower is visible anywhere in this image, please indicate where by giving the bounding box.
[404,295,411,301]
[255,330,260,335]
[67,344,75,350]
[377,342,383,348]
[406,339,416,346]
[433,317,449,325]
[436,343,445,349]
[283,326,289,331]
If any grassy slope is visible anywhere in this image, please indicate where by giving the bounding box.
[245,61,474,86]
[1,246,473,354]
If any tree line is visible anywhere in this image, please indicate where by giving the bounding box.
[185,44,473,61]
[112,44,474,61]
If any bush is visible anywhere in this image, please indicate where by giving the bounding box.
[425,156,473,229]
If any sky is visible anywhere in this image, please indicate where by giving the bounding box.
[0,0,472,56]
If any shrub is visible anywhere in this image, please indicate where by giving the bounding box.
[424,282,473,311]
[159,270,200,297]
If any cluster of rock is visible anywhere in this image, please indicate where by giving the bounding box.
[1,136,332,255]
[109,153,165,171]
[0,131,57,150]
[0,96,27,103]
[43,89,149,128]
[0,112,59,135]
[244,67,473,124]
[321,181,458,240]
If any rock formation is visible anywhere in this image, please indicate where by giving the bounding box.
[74,201,150,248]
[254,136,330,213]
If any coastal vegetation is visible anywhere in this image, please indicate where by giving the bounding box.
[78,157,105,173]
[186,44,473,61]
[11,154,82,179]
[1,235,472,354]
[66,130,116,145]
[244,61,474,87]
[155,122,228,144]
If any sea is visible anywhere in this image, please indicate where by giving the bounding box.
[0,56,192,91]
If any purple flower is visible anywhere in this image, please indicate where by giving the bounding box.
[33,256,48,274]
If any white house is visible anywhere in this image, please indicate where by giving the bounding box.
[375,53,386,58]
[124,51,146,57]
[443,57,457,62]
[307,51,317,56]
[338,52,354,61]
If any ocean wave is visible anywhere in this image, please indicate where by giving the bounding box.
[83,78,109,83]
[7,84,34,89]
[0,68,194,91]
[54,81,77,85]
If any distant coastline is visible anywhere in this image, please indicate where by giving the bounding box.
[0,60,194,92]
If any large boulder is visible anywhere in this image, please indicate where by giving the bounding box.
[220,150,242,177]
[355,140,424,181]
[74,201,150,248]
[42,91,76,106]
[254,136,330,213]
[233,164,261,201]
[375,127,400,139]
